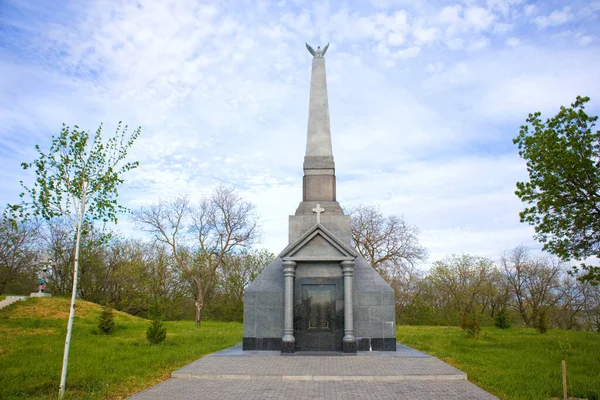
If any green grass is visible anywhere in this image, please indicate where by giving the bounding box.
[0,294,6,301]
[397,325,600,400]
[2,299,599,399]
[0,297,242,399]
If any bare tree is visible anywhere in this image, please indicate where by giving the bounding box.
[554,275,587,330]
[348,205,427,277]
[134,187,259,326]
[0,215,39,294]
[501,246,562,327]
[582,283,600,331]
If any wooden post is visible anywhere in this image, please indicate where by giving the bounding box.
[562,360,567,400]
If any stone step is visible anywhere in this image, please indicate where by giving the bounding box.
[171,372,467,382]
[0,295,29,310]
[171,354,467,382]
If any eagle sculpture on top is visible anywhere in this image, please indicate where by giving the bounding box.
[306,42,330,58]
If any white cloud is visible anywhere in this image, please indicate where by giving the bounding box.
[426,61,444,73]
[412,22,441,44]
[534,7,574,29]
[446,37,465,49]
[493,23,513,35]
[394,46,421,59]
[505,37,521,47]
[468,37,491,51]
[579,35,595,45]
[487,0,523,16]
[438,5,463,25]
[2,0,599,266]
[523,4,537,16]
[464,6,496,31]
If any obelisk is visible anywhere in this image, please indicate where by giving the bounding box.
[289,43,348,244]
[304,43,335,200]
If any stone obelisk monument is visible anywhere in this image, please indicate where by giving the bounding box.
[243,43,396,354]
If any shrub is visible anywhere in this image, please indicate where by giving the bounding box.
[495,308,511,329]
[537,310,548,334]
[98,305,115,334]
[146,319,167,344]
[146,302,167,345]
[465,314,481,338]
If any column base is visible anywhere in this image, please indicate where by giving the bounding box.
[281,340,296,354]
[342,340,357,353]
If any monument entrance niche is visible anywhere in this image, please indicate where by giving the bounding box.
[243,42,397,354]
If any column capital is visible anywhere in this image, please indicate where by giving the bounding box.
[341,260,355,275]
[282,260,297,277]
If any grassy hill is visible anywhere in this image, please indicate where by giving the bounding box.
[1,297,599,399]
[0,297,242,399]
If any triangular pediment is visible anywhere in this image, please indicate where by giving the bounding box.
[280,223,358,262]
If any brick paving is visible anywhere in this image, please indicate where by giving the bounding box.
[129,379,497,399]
[128,345,498,399]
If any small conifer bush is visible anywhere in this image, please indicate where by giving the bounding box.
[146,302,167,344]
[98,305,116,334]
[495,308,511,329]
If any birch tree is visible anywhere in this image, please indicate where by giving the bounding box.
[9,122,140,398]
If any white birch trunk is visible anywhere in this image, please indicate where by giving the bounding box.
[58,194,86,398]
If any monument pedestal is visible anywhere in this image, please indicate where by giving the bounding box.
[242,43,396,353]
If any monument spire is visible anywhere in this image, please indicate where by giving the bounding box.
[300,42,339,209]
[305,42,333,161]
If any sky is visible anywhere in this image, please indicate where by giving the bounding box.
[1,0,599,268]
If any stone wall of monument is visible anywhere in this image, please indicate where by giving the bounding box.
[243,257,285,350]
[353,256,397,351]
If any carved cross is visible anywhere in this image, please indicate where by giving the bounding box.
[312,203,325,224]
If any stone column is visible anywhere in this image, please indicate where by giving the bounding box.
[281,260,297,353]
[341,260,357,353]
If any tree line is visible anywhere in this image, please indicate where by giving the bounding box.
[349,206,600,331]
[0,210,274,321]
[2,202,599,331]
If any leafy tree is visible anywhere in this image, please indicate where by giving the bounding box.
[9,122,140,398]
[205,249,274,321]
[428,254,498,328]
[514,96,600,284]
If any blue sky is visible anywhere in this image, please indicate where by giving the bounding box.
[1,0,599,266]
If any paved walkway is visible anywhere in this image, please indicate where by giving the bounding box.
[129,344,497,399]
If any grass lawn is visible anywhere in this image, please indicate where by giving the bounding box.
[2,298,599,399]
[397,325,600,400]
[0,297,242,399]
